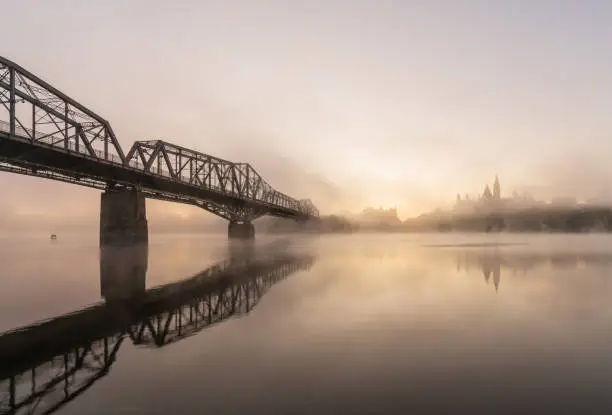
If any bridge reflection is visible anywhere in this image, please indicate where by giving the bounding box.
[0,243,314,414]
[454,249,612,291]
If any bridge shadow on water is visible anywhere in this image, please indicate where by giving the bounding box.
[0,241,315,415]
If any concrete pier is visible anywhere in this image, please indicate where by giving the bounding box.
[100,189,148,246]
[228,221,255,239]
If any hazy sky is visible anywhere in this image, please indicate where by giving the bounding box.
[2,0,612,218]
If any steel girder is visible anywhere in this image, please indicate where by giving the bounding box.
[0,55,319,221]
[0,162,263,222]
[0,161,108,190]
[125,140,319,221]
[0,159,280,223]
[0,56,125,163]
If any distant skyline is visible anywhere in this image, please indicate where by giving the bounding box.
[3,0,612,219]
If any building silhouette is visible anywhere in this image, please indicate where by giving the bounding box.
[453,175,541,214]
[358,207,401,227]
[454,176,501,212]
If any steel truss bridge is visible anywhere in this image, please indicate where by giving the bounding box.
[0,247,314,415]
[0,56,319,225]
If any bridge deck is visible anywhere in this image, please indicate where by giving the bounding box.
[0,56,318,221]
[0,128,306,219]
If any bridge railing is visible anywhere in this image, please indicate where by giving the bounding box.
[0,119,122,163]
[0,120,205,181]
[0,56,128,163]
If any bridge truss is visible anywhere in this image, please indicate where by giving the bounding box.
[0,57,125,163]
[0,56,318,222]
[125,140,318,222]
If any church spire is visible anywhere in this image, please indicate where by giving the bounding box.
[493,175,501,200]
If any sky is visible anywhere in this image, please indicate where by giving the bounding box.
[2,0,612,221]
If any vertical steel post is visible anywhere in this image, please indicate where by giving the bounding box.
[31,103,36,140]
[64,102,69,149]
[157,149,161,175]
[9,68,15,136]
[104,129,109,160]
[189,158,193,184]
[246,165,250,198]
[75,126,80,153]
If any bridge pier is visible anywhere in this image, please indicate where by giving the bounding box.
[100,244,148,301]
[228,221,255,239]
[100,189,148,246]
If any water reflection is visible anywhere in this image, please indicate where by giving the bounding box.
[100,244,148,301]
[454,248,612,292]
[0,243,314,415]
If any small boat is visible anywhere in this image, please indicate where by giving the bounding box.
[50,234,57,241]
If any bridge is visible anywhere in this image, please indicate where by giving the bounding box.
[0,243,314,414]
[0,56,319,242]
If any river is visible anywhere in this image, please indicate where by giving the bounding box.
[1,232,612,414]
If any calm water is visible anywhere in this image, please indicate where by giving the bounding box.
[2,233,612,414]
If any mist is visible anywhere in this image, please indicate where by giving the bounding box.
[2,1,612,224]
[515,149,612,205]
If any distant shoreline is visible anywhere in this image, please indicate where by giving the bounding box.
[259,205,612,235]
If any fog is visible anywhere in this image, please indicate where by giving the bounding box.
[516,149,612,205]
[2,1,612,225]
